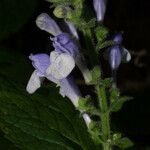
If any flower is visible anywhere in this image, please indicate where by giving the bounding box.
[26,53,91,126]
[93,0,107,22]
[36,13,92,83]
[109,34,131,71]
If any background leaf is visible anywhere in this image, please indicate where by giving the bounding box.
[115,137,133,149]
[0,131,19,150]
[0,75,96,150]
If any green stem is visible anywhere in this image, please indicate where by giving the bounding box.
[82,28,98,67]
[96,85,111,150]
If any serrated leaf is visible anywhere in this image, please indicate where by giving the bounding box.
[110,88,120,102]
[0,76,96,150]
[95,26,109,42]
[0,0,38,40]
[115,137,133,149]
[110,96,132,112]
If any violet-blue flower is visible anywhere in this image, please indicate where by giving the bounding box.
[26,54,59,94]
[36,13,92,83]
[109,34,131,71]
[52,33,79,57]
[93,0,107,22]
[26,53,91,126]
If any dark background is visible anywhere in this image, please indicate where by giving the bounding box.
[0,0,150,149]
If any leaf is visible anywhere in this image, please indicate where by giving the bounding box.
[95,26,109,42]
[78,98,101,118]
[115,137,134,149]
[101,78,112,88]
[0,76,97,150]
[96,40,114,52]
[110,96,132,112]
[0,0,38,40]
[110,88,120,102]
[0,131,20,150]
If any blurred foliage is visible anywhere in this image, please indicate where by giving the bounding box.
[0,0,38,40]
[0,131,19,150]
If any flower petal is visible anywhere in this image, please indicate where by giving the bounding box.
[59,76,80,107]
[65,21,79,40]
[29,53,50,76]
[52,33,79,57]
[82,114,91,126]
[93,0,107,22]
[122,48,131,62]
[26,70,44,94]
[59,76,91,126]
[36,13,62,36]
[109,46,122,70]
[46,52,75,79]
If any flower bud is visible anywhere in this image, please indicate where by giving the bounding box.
[53,5,72,19]
[93,0,107,22]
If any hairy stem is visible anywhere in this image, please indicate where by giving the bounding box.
[96,85,111,150]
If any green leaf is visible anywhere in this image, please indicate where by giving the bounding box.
[0,0,38,40]
[101,78,112,88]
[115,137,134,149]
[110,96,132,112]
[0,131,20,150]
[110,88,120,102]
[95,26,109,42]
[96,40,114,52]
[112,133,122,141]
[78,97,90,110]
[0,77,96,150]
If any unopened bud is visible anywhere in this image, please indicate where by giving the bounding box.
[53,5,72,19]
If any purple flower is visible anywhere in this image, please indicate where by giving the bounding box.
[47,33,92,83]
[51,33,79,57]
[109,34,131,71]
[26,54,59,94]
[26,53,91,126]
[29,54,50,76]
[109,46,122,70]
[93,0,107,22]
[36,13,92,83]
